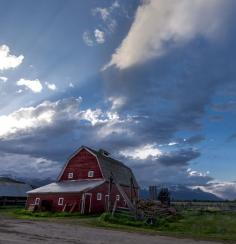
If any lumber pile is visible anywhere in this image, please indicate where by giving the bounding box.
[136,200,176,222]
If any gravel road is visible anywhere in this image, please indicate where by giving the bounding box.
[0,217,222,244]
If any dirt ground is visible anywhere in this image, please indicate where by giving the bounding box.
[0,217,222,244]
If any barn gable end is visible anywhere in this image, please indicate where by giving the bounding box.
[58,148,103,181]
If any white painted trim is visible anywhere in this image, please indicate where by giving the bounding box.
[97,193,102,201]
[105,194,109,211]
[68,172,74,179]
[81,193,92,214]
[116,195,120,201]
[88,170,94,178]
[58,197,64,206]
[57,146,105,181]
[35,198,40,205]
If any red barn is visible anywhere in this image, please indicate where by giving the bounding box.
[26,146,139,214]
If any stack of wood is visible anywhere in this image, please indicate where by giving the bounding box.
[136,200,176,222]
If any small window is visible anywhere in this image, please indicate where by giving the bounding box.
[58,198,64,206]
[35,198,40,205]
[88,170,94,178]
[68,172,73,179]
[97,193,102,201]
[116,195,120,201]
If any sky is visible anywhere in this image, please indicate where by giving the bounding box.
[0,0,236,199]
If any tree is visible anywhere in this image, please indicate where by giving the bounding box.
[158,188,170,206]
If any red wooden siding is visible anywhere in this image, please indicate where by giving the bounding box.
[59,148,103,181]
[26,182,137,213]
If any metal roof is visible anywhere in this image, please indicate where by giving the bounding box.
[27,179,105,194]
[86,147,139,188]
[0,181,33,197]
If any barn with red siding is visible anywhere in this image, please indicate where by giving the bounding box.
[26,146,139,214]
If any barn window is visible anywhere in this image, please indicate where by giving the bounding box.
[68,172,73,179]
[35,198,40,205]
[58,198,64,206]
[116,195,120,201]
[88,170,94,178]
[97,193,102,200]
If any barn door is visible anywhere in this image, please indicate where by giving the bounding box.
[81,193,92,214]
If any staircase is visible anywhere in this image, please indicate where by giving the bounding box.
[114,180,136,213]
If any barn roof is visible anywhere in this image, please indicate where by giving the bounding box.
[0,177,33,197]
[27,179,105,194]
[84,146,139,188]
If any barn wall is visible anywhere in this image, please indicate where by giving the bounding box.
[27,192,83,212]
[59,148,103,181]
[26,182,138,213]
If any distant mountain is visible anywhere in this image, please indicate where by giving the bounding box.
[140,184,222,201]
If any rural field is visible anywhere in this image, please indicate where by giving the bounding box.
[0,206,236,244]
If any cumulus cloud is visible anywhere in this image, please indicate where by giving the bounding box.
[196,181,236,200]
[104,0,234,70]
[82,31,94,46]
[83,29,105,46]
[92,7,110,21]
[0,102,55,138]
[120,144,162,160]
[0,76,8,82]
[94,29,105,44]
[0,45,24,71]
[45,82,57,91]
[16,78,43,93]
[0,153,61,180]
[92,1,120,33]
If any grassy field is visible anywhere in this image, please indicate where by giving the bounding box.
[1,206,236,242]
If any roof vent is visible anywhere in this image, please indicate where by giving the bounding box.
[99,149,110,157]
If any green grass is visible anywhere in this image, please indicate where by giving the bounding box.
[1,206,236,242]
[96,211,236,242]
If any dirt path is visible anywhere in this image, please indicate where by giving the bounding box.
[0,217,222,244]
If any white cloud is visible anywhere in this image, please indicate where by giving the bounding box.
[195,181,236,200]
[16,78,43,93]
[0,153,61,180]
[94,29,105,44]
[168,142,178,146]
[104,0,232,70]
[69,82,74,88]
[45,82,57,91]
[120,144,162,160]
[0,45,24,71]
[108,96,126,110]
[92,1,119,33]
[0,76,8,82]
[92,7,110,21]
[0,105,55,138]
[82,31,94,46]
[80,108,104,126]
[0,97,82,138]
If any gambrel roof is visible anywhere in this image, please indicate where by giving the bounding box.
[83,146,139,188]
[57,146,139,188]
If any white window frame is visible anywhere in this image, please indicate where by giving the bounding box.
[97,193,102,201]
[58,197,64,206]
[116,195,120,201]
[35,198,40,205]
[68,172,73,179]
[88,170,94,178]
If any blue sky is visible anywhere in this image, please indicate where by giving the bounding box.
[0,0,236,199]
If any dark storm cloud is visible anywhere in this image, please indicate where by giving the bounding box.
[102,34,236,146]
[158,148,200,167]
